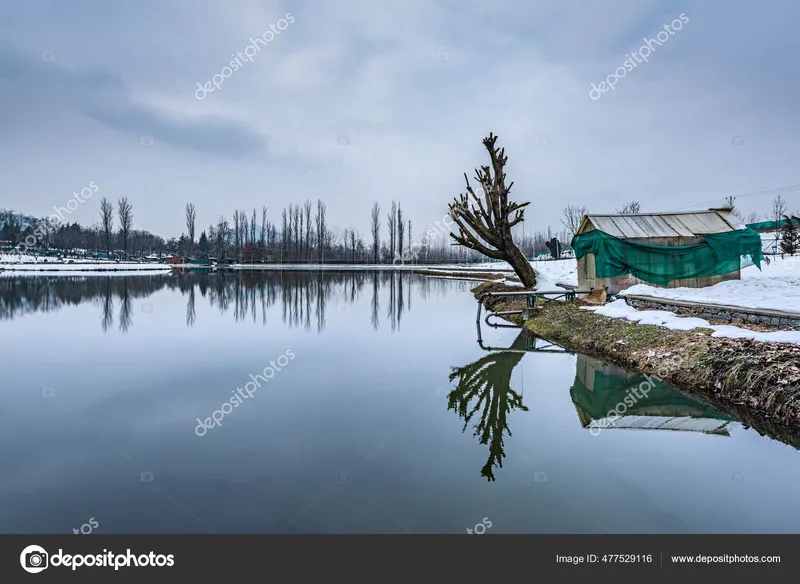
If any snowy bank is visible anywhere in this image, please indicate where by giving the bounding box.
[619,256,800,314]
[583,299,800,345]
[1,261,173,274]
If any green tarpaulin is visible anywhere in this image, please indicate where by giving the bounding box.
[570,367,732,422]
[571,228,763,286]
[746,218,799,232]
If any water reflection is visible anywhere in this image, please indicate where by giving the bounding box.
[448,329,735,482]
[0,270,472,334]
[447,331,531,482]
[571,354,733,435]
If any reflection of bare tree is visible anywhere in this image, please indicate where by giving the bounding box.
[387,272,397,331]
[186,286,196,327]
[119,282,132,333]
[397,274,404,329]
[447,343,528,481]
[101,281,114,332]
[370,272,379,331]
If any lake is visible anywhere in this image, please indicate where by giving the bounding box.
[2,270,800,534]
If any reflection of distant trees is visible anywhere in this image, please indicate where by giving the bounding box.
[0,269,474,333]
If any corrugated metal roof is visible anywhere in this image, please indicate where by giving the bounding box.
[582,210,740,239]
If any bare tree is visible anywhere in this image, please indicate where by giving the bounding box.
[260,206,268,257]
[280,208,289,260]
[185,203,196,251]
[448,133,537,288]
[303,199,312,260]
[99,197,114,253]
[370,202,380,263]
[397,204,404,259]
[616,200,641,214]
[772,194,788,227]
[315,199,327,262]
[251,209,257,245]
[407,220,412,260]
[387,201,397,260]
[293,204,301,258]
[117,197,133,257]
[561,204,588,237]
[215,216,230,258]
[745,211,760,225]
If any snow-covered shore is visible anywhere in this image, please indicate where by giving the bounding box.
[0,254,173,274]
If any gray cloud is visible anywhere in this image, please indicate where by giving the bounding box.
[0,0,798,238]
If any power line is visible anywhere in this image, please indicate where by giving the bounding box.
[666,183,800,212]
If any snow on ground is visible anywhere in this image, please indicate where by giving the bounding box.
[1,254,172,274]
[0,253,117,264]
[583,299,800,345]
[442,259,579,290]
[0,269,172,278]
[3,264,172,272]
[531,259,578,289]
[619,256,800,314]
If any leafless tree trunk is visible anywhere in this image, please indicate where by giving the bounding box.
[303,199,312,260]
[100,197,114,253]
[448,133,537,288]
[117,197,133,257]
[233,210,242,260]
[561,204,588,237]
[251,209,257,245]
[260,206,268,259]
[185,203,196,251]
[407,220,412,262]
[387,201,397,260]
[315,199,327,262]
[397,204,404,259]
[280,208,289,261]
[293,204,301,259]
[370,202,380,263]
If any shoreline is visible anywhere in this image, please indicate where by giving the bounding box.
[473,282,800,443]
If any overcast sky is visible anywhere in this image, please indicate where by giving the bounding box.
[1,0,798,241]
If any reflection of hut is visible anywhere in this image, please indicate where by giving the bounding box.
[572,209,762,294]
[570,354,732,435]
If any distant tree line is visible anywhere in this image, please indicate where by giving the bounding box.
[0,197,486,264]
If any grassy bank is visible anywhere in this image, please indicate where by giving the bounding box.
[473,282,800,439]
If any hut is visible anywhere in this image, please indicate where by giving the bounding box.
[572,209,764,294]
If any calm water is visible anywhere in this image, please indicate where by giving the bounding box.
[2,270,800,534]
